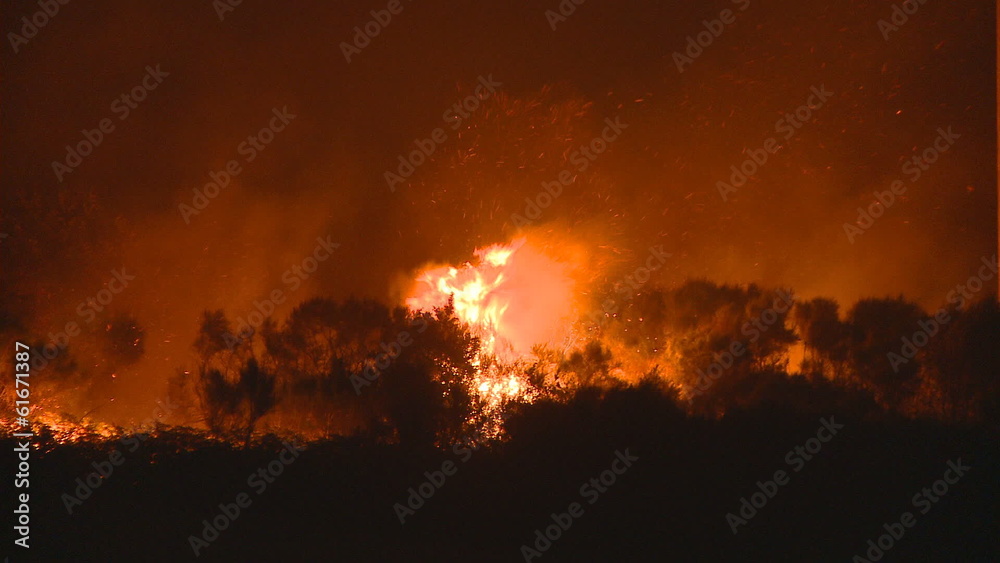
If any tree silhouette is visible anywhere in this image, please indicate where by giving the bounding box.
[260,297,401,436]
[380,300,478,447]
[844,297,925,408]
[791,297,848,380]
[197,366,241,435]
[237,357,277,446]
[917,297,1000,422]
[560,340,616,388]
[651,280,796,398]
[192,310,278,442]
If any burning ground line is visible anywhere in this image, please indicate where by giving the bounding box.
[716,84,833,202]
[518,448,639,561]
[186,440,306,557]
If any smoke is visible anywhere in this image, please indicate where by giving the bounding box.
[2,0,994,424]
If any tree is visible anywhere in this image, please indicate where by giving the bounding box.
[192,310,278,443]
[658,280,796,396]
[791,298,848,380]
[844,297,925,408]
[559,340,616,389]
[260,297,400,436]
[917,297,1000,423]
[237,357,277,446]
[379,301,479,447]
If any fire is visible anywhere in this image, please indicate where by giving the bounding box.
[405,237,579,404]
[2,408,118,447]
[406,237,577,360]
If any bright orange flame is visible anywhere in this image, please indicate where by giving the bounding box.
[1,408,118,446]
[406,238,576,360]
[405,237,578,407]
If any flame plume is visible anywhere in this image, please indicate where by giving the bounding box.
[405,237,578,405]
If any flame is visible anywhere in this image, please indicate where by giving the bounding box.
[2,408,118,446]
[406,238,576,359]
[405,237,578,406]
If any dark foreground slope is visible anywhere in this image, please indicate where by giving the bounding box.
[5,388,998,562]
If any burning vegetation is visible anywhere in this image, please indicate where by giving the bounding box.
[6,234,998,450]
